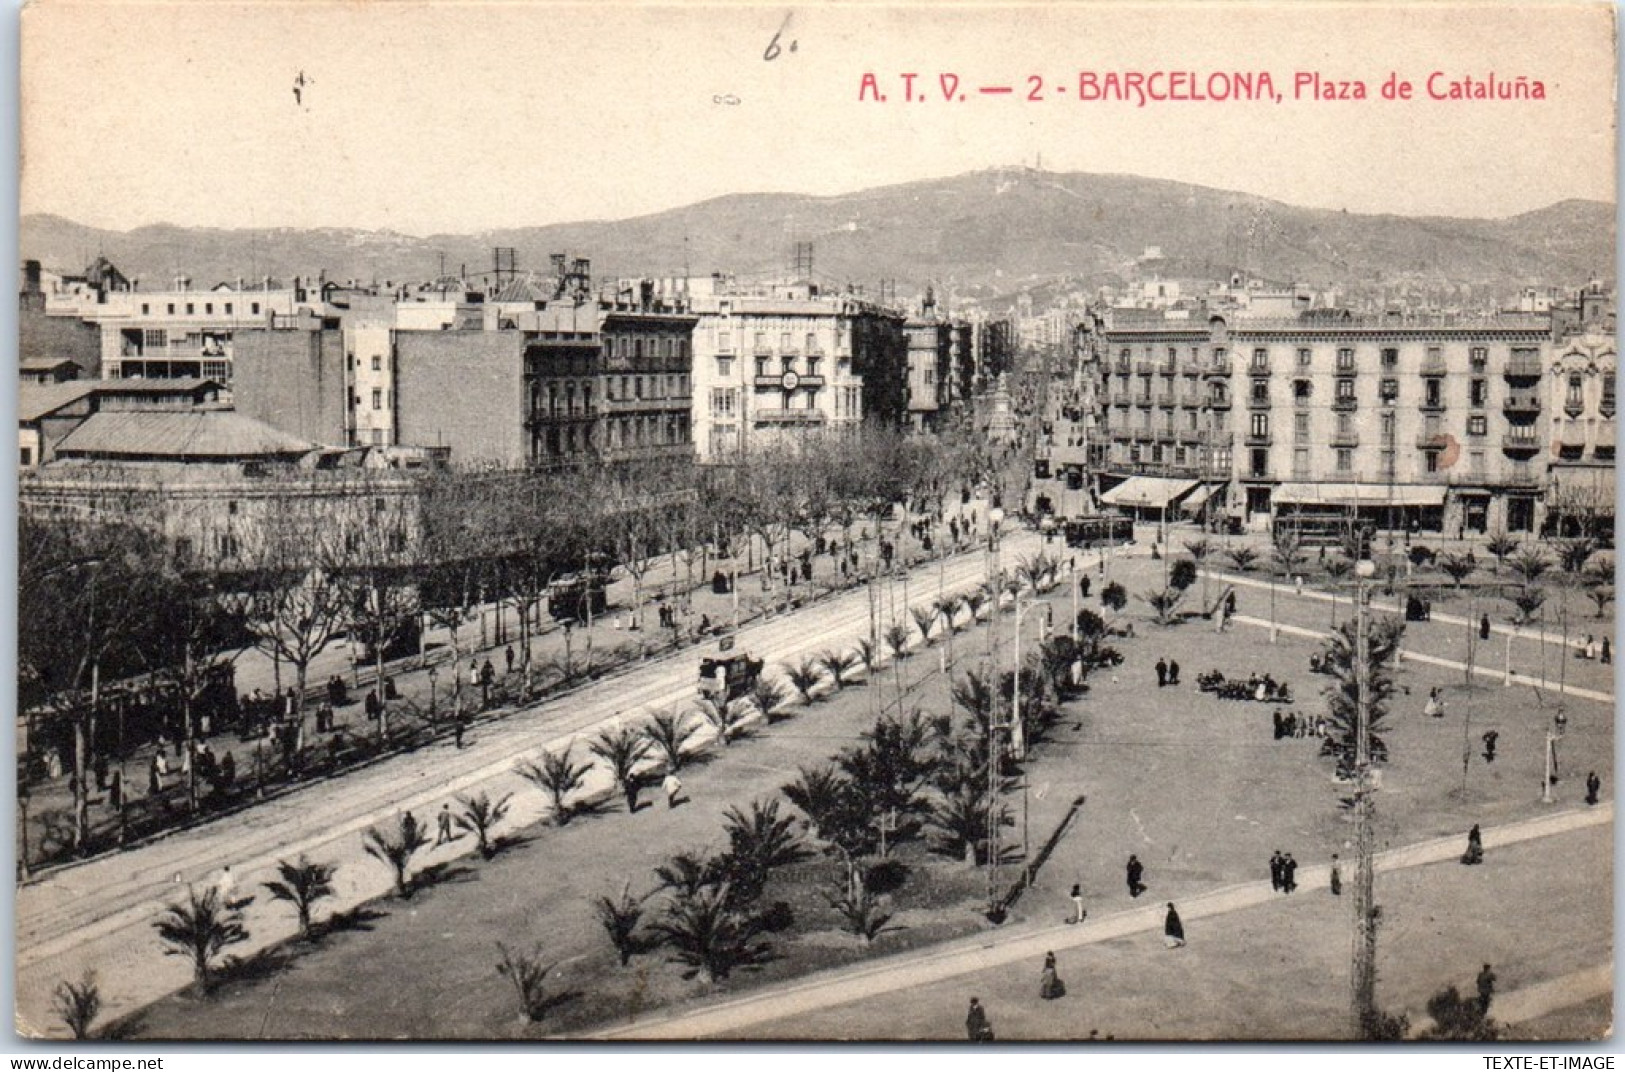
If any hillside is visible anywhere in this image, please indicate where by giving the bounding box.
[21,169,1615,305]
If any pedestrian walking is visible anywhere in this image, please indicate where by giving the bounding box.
[1603,637,1613,665]
[148,756,161,795]
[1167,659,1180,686]
[93,753,108,792]
[965,997,994,1041]
[1163,903,1185,948]
[453,716,466,750]
[1040,951,1067,1000]
[1461,823,1484,865]
[1080,575,1091,598]
[1585,770,1601,805]
[1476,964,1497,1014]
[108,769,122,810]
[1269,850,1284,892]
[1329,853,1342,896]
[662,771,684,809]
[1155,658,1168,688]
[1482,730,1499,763]
[1479,613,1492,641]
[215,865,236,905]
[1282,853,1298,893]
[505,645,515,674]
[1068,883,1086,924]
[436,803,454,846]
[1126,854,1145,898]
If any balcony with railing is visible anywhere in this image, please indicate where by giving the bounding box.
[1419,396,1447,414]
[1155,391,1176,407]
[1133,393,1154,408]
[1330,430,1359,448]
[1501,432,1542,455]
[753,374,827,390]
[754,408,827,425]
[1245,431,1273,447]
[1504,357,1543,380]
[1247,394,1271,410]
[1208,393,1232,410]
[1133,359,1155,375]
[1503,393,1541,416]
[1332,396,1359,413]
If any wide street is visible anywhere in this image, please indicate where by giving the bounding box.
[14,527,1042,1036]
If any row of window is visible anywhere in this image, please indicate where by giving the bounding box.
[605,335,691,361]
[1116,343,1521,371]
[717,330,838,353]
[139,300,263,317]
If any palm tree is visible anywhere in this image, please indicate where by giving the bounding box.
[1438,551,1478,590]
[927,781,1007,864]
[1512,588,1547,626]
[1509,548,1552,588]
[1586,583,1615,619]
[694,694,746,747]
[852,637,880,678]
[642,708,699,770]
[721,798,809,903]
[962,587,991,623]
[935,595,965,635]
[781,657,824,704]
[781,763,848,842]
[816,648,861,692]
[650,883,771,985]
[654,850,728,899]
[52,971,100,1039]
[261,856,337,938]
[455,791,513,860]
[1225,546,1260,573]
[594,882,651,967]
[1141,586,1185,626]
[749,677,790,720]
[909,605,939,646]
[362,812,430,898]
[494,943,555,1023]
[1319,615,1405,776]
[883,622,912,661]
[589,726,652,812]
[826,881,894,943]
[515,746,592,825]
[153,886,250,991]
[1272,532,1306,579]
[1485,530,1521,572]
[1324,555,1354,625]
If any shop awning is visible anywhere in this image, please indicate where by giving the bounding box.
[1273,482,1446,508]
[1099,476,1198,509]
[1181,482,1226,515]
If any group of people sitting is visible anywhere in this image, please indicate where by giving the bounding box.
[1272,709,1327,740]
[1197,670,1294,704]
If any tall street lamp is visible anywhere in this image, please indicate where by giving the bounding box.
[984,506,1005,922]
[1350,556,1378,1038]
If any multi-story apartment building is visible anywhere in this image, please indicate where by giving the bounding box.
[636,276,907,461]
[1083,296,1613,537]
[905,299,953,432]
[1545,285,1616,536]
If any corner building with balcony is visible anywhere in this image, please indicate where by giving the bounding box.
[1082,296,1613,539]
[635,277,908,461]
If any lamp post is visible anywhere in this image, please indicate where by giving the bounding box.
[984,506,1005,921]
[1012,597,1052,889]
[1350,557,1378,1038]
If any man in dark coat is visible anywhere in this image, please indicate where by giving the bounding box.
[1281,853,1298,893]
[1126,855,1145,897]
[1586,771,1602,805]
[1476,964,1497,1014]
[1479,614,1492,641]
[1462,823,1484,865]
[1155,658,1168,688]
[965,997,993,1041]
[1329,853,1342,896]
[1167,659,1180,685]
[1482,730,1499,763]
[1269,850,1285,892]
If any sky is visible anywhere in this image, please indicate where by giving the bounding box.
[18,1,1619,235]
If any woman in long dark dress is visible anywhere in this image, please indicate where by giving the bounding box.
[1164,903,1186,947]
[1461,823,1484,865]
[1040,951,1066,999]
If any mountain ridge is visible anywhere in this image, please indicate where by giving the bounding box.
[22,168,1615,306]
